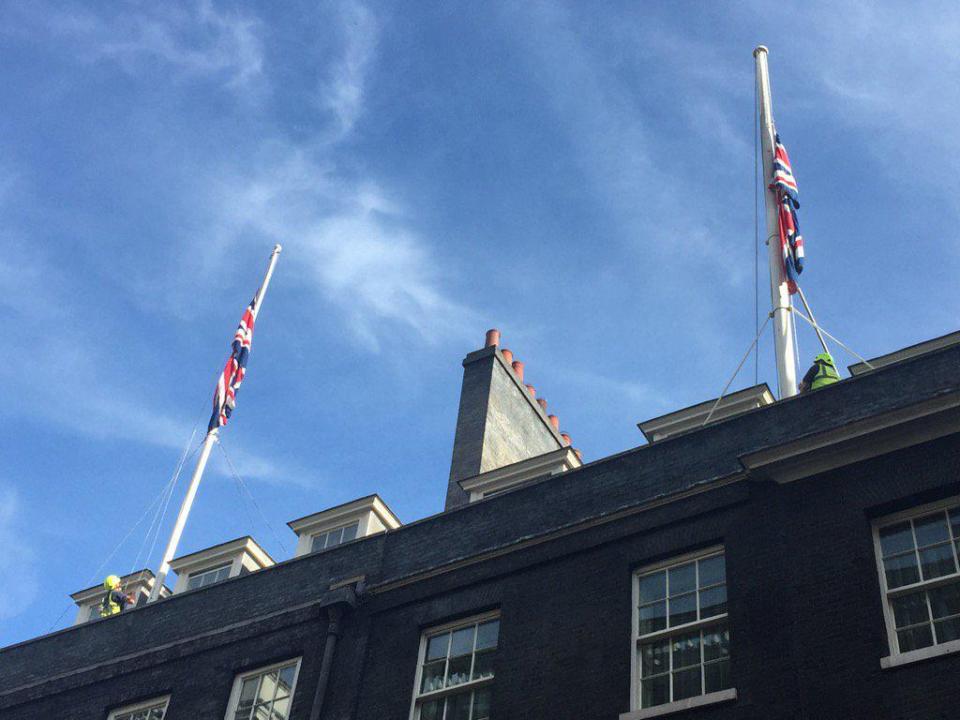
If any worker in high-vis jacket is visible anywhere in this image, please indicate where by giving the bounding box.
[799,352,841,393]
[100,575,132,618]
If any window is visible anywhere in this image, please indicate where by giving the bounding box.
[310,522,359,553]
[187,563,233,590]
[874,499,960,664]
[108,696,169,720]
[411,612,499,720]
[631,549,732,713]
[225,659,301,720]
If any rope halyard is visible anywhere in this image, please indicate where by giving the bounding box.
[792,306,875,369]
[702,314,773,428]
[218,440,289,555]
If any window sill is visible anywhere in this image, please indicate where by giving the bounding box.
[619,688,737,719]
[881,639,960,668]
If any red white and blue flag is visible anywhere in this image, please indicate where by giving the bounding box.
[208,298,257,432]
[771,133,804,294]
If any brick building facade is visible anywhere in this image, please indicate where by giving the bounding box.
[1,334,958,720]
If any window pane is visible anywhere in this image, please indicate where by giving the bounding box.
[640,639,669,677]
[641,675,669,708]
[238,677,259,704]
[446,691,471,720]
[421,660,446,693]
[698,555,725,588]
[915,513,951,547]
[928,582,960,619]
[341,523,358,542]
[450,627,475,657]
[668,592,697,627]
[919,543,957,580]
[704,658,731,693]
[639,571,666,604]
[935,616,960,644]
[271,695,291,720]
[671,631,701,670]
[883,552,920,589]
[949,507,960,538]
[418,698,442,720]
[669,563,696,596]
[699,585,727,619]
[426,633,449,661]
[890,591,930,629]
[472,687,491,720]
[476,619,499,650]
[311,533,326,553]
[278,664,296,692]
[672,666,702,701]
[446,654,471,687]
[639,601,666,635]
[472,648,495,680]
[703,626,729,662]
[897,624,934,652]
[258,671,279,704]
[880,522,916,557]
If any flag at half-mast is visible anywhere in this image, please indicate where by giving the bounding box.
[770,133,804,294]
[208,296,259,432]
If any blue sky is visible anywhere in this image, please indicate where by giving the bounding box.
[1,0,957,646]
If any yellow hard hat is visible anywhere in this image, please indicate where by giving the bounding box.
[104,575,121,590]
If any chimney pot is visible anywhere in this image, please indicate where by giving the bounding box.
[548,414,560,430]
[511,360,525,381]
[537,398,548,411]
[574,448,583,461]
[525,384,536,397]
[501,348,513,365]
[560,432,571,446]
[484,328,500,348]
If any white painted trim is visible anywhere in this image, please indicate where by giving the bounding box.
[460,447,581,502]
[107,694,171,720]
[619,688,737,719]
[630,547,728,713]
[223,657,302,720]
[872,495,960,665]
[881,638,960,668]
[408,610,500,720]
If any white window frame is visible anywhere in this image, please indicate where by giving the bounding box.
[223,657,302,720]
[623,546,736,720]
[408,610,500,720]
[107,695,170,720]
[873,496,960,668]
[310,521,360,553]
[187,562,233,590]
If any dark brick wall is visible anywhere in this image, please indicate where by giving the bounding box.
[2,344,959,719]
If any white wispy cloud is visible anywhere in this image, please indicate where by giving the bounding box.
[0,485,39,621]
[318,0,379,141]
[38,0,264,93]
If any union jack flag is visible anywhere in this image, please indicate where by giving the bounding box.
[771,133,804,294]
[208,297,257,432]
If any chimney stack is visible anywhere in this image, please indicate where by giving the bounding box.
[445,331,570,510]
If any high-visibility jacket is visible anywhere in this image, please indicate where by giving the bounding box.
[100,590,127,618]
[810,359,840,390]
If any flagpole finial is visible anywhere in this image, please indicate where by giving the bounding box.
[753,45,769,57]
[272,244,283,255]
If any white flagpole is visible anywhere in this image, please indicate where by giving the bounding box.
[148,244,283,602]
[754,46,799,398]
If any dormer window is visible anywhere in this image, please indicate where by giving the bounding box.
[186,562,233,590]
[310,522,360,553]
[288,495,401,558]
[69,570,169,624]
[168,536,273,595]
